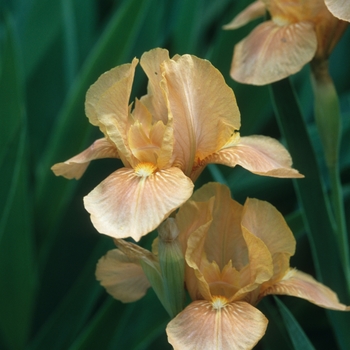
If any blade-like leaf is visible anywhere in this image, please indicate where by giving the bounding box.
[27,238,112,350]
[0,16,36,350]
[270,78,350,349]
[274,297,315,350]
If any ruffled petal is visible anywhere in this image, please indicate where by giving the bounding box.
[51,138,119,179]
[84,167,194,241]
[261,269,350,311]
[325,0,350,22]
[166,300,268,350]
[185,218,214,301]
[232,225,274,301]
[95,249,150,303]
[223,1,266,30]
[85,58,138,131]
[241,198,296,294]
[190,183,247,271]
[242,198,296,257]
[231,21,317,85]
[139,48,170,123]
[209,135,303,178]
[161,54,240,175]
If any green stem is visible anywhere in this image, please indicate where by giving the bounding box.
[310,59,350,287]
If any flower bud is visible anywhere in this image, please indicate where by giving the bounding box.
[158,218,185,317]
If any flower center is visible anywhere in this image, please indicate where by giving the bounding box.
[211,295,229,310]
[134,162,158,177]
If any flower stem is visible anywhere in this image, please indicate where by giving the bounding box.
[310,59,350,287]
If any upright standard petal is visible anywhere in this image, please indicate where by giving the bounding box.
[177,183,245,267]
[161,54,240,175]
[51,138,119,180]
[139,48,170,123]
[231,21,317,85]
[261,269,350,311]
[95,249,150,303]
[209,135,303,178]
[223,1,266,30]
[84,167,193,241]
[85,58,138,155]
[166,300,268,350]
[241,198,296,258]
[325,0,350,22]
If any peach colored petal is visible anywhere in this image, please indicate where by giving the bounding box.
[185,218,214,301]
[176,196,215,253]
[161,54,240,175]
[127,102,173,169]
[51,138,119,179]
[139,48,170,123]
[83,167,194,241]
[176,195,215,300]
[231,20,317,85]
[242,198,296,257]
[262,269,350,311]
[132,98,153,134]
[223,1,266,30]
[197,183,247,271]
[95,249,150,303]
[166,300,268,350]
[325,0,350,22]
[209,135,303,178]
[98,112,135,167]
[232,226,274,301]
[128,121,160,164]
[85,58,138,136]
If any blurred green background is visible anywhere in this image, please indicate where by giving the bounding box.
[1,0,349,349]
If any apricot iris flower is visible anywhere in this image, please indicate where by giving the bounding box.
[52,48,302,241]
[224,0,349,85]
[96,182,349,349]
[166,183,350,349]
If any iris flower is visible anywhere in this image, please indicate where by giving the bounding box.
[224,0,349,85]
[52,48,302,241]
[96,183,349,350]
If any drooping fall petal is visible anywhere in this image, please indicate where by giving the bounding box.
[84,167,193,241]
[161,54,240,175]
[324,0,350,22]
[223,0,266,30]
[95,249,150,303]
[166,300,268,350]
[209,135,303,178]
[231,20,317,85]
[51,138,119,180]
[261,269,350,311]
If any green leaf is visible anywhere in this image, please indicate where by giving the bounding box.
[0,16,36,350]
[20,0,62,77]
[69,291,169,350]
[274,297,315,350]
[28,238,112,350]
[270,78,350,349]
